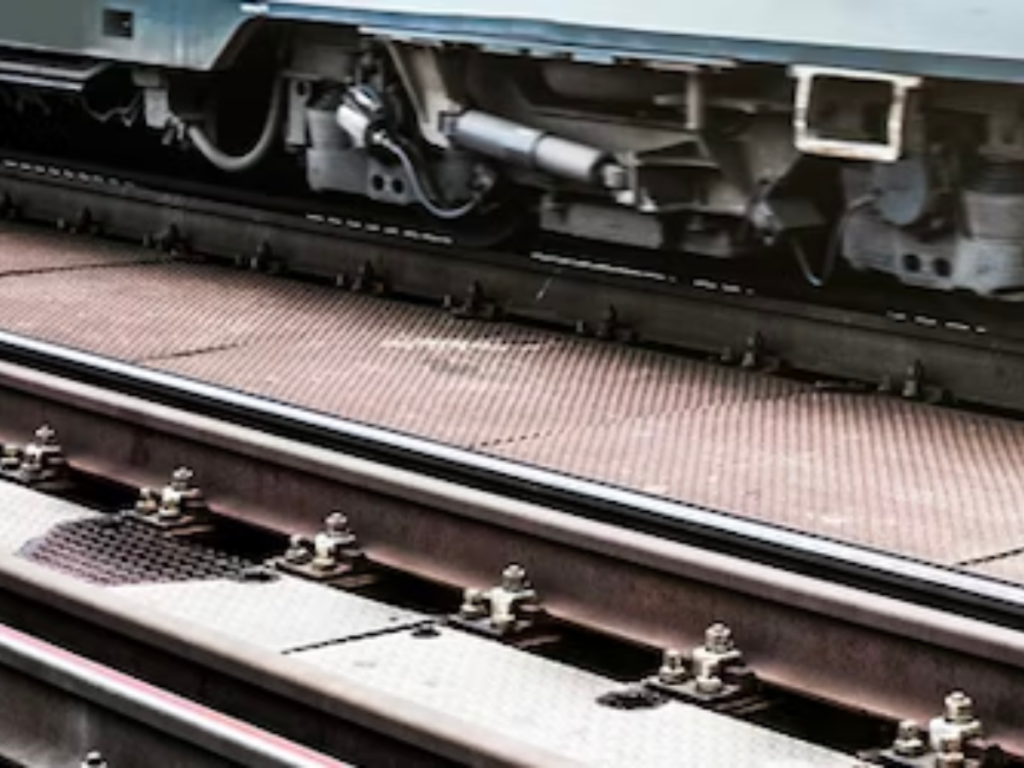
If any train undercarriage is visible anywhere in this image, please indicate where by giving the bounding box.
[4,23,1024,299]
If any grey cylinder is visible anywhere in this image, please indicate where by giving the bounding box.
[448,110,611,186]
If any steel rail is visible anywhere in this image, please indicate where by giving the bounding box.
[0,620,353,768]
[0,333,1021,750]
[3,158,1024,413]
[0,329,1019,626]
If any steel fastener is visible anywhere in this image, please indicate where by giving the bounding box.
[657,649,688,685]
[944,691,974,724]
[705,622,734,654]
[501,563,528,593]
[893,720,926,757]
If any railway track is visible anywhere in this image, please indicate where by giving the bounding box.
[3,154,1024,414]
[0,331,1020,764]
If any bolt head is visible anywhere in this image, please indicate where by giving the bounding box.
[658,648,688,684]
[501,563,528,592]
[171,466,194,486]
[325,512,348,532]
[34,424,56,444]
[705,622,734,654]
[944,691,974,723]
[459,587,487,618]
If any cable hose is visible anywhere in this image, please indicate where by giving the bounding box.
[378,136,482,220]
[186,80,284,174]
[790,195,875,288]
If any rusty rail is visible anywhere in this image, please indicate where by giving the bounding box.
[0,331,1021,754]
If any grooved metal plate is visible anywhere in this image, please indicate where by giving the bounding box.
[154,335,800,448]
[293,625,852,768]
[493,391,1024,565]
[20,515,253,586]
[0,481,97,554]
[114,576,427,652]
[0,226,154,275]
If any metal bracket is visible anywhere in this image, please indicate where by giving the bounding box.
[790,66,921,163]
[450,563,556,647]
[443,281,500,320]
[0,425,72,490]
[132,466,212,536]
[859,691,1001,767]
[644,623,761,714]
[273,512,375,588]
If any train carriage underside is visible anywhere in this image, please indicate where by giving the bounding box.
[4,2,1024,298]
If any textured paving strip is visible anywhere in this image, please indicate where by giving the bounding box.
[0,223,1020,574]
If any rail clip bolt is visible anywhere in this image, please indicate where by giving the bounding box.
[171,466,194,490]
[34,425,56,445]
[81,751,108,768]
[705,622,734,654]
[944,691,974,724]
[893,720,926,757]
[501,563,528,593]
[658,649,688,685]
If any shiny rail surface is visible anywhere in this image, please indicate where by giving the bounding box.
[0,332,1021,754]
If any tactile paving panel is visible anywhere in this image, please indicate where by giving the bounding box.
[114,576,427,652]
[0,225,154,275]
[154,333,802,448]
[18,515,252,586]
[493,392,1024,565]
[293,625,852,768]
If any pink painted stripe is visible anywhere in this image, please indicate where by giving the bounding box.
[0,622,352,767]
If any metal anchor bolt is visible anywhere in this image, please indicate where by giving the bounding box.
[171,466,195,489]
[34,424,56,444]
[459,587,488,618]
[324,511,349,533]
[944,691,974,724]
[658,649,688,685]
[501,563,529,593]
[283,534,312,564]
[705,622,734,654]
[893,720,926,757]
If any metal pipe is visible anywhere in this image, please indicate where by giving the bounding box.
[0,620,349,768]
[187,80,284,173]
[445,110,621,188]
